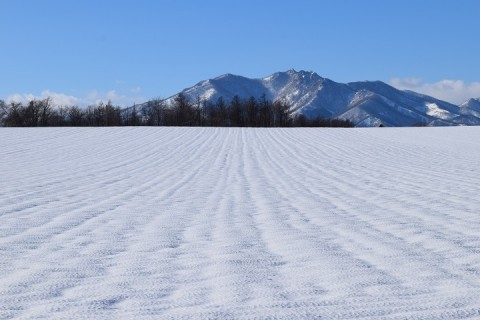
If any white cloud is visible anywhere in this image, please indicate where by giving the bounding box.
[390,78,480,104]
[105,90,119,101]
[43,90,80,106]
[6,93,25,104]
[7,90,79,107]
[86,90,99,101]
[6,89,146,108]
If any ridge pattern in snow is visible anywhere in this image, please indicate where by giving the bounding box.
[1,127,480,319]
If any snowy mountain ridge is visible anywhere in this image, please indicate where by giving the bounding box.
[161,70,480,127]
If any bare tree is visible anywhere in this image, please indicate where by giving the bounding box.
[146,98,166,126]
[68,106,84,126]
[104,100,121,126]
[172,93,193,126]
[273,98,291,127]
[246,96,257,127]
[4,101,23,126]
[38,97,53,126]
[229,95,244,127]
[24,100,40,126]
[0,100,7,126]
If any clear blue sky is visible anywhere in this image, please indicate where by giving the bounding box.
[1,0,480,106]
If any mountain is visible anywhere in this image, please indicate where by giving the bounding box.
[161,70,480,127]
[459,98,480,118]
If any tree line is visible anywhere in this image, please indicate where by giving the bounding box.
[0,94,353,127]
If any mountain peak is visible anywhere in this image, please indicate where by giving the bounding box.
[285,69,320,78]
[164,70,480,127]
[460,97,480,106]
[214,73,240,80]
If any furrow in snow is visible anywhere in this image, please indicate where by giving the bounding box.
[1,127,480,319]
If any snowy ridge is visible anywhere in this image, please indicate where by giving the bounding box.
[459,98,480,118]
[162,70,480,127]
[1,127,480,318]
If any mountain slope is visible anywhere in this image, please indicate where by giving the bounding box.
[163,70,480,127]
[459,98,480,117]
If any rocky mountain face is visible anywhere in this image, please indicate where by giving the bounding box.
[162,70,480,127]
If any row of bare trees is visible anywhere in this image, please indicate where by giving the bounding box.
[139,94,296,127]
[0,94,353,127]
[0,98,142,127]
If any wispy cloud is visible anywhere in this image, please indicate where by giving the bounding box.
[390,78,480,104]
[130,86,141,94]
[6,89,146,108]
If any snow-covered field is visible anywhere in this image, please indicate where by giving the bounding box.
[1,127,480,319]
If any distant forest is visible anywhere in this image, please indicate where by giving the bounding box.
[0,94,353,128]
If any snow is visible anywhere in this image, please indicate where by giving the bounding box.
[1,127,480,319]
[426,103,452,119]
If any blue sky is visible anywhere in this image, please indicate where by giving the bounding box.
[1,0,480,106]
